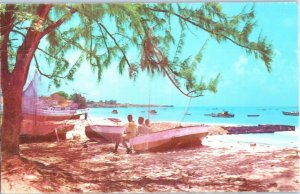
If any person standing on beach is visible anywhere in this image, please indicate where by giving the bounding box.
[114,114,137,153]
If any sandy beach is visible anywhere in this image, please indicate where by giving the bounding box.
[1,120,300,193]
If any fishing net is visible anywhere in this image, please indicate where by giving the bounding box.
[22,72,42,115]
[21,72,77,143]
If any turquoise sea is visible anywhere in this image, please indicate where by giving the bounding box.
[88,106,299,148]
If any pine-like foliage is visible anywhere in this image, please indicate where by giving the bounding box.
[1,3,273,97]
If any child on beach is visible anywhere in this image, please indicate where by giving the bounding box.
[137,117,152,136]
[114,114,137,153]
[145,119,151,128]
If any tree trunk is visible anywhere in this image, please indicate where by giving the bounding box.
[0,4,52,157]
[1,84,23,156]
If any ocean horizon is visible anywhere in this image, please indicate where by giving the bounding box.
[88,106,299,127]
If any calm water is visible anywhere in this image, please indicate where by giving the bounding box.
[88,106,299,148]
[88,106,299,126]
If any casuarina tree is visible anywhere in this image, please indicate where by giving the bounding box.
[0,3,273,156]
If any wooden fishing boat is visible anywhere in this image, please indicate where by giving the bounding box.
[223,124,295,134]
[23,108,88,121]
[129,125,209,152]
[85,125,126,143]
[20,120,74,143]
[282,111,299,116]
[247,114,260,117]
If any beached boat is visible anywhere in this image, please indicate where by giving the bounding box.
[106,118,122,123]
[23,108,88,121]
[223,124,295,134]
[112,109,118,114]
[212,111,234,118]
[129,125,209,152]
[85,125,126,142]
[20,120,74,143]
[282,111,299,116]
[247,114,260,117]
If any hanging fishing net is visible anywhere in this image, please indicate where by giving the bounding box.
[20,72,79,143]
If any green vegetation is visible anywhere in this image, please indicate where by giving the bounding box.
[69,93,87,109]
[1,3,273,98]
[55,91,69,99]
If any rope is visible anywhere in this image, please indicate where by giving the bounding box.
[178,97,192,127]
[147,76,151,120]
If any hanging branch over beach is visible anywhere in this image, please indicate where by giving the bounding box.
[1,3,274,155]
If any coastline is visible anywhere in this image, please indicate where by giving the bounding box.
[1,119,300,193]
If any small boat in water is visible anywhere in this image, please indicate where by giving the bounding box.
[129,125,209,152]
[148,109,157,114]
[212,111,234,118]
[111,109,118,114]
[282,111,299,116]
[247,114,260,117]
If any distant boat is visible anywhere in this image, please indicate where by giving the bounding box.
[247,114,260,117]
[211,111,234,118]
[184,113,191,115]
[129,125,209,152]
[148,109,157,114]
[282,111,299,116]
[111,109,118,114]
[85,125,126,142]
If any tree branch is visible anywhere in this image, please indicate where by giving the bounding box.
[33,54,64,79]
[41,8,77,37]
[111,32,133,41]
[36,47,68,65]
[95,21,132,69]
[98,24,111,62]
[33,53,78,79]
[12,4,52,86]
[147,7,267,55]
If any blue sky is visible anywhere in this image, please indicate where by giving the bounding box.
[28,2,299,107]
